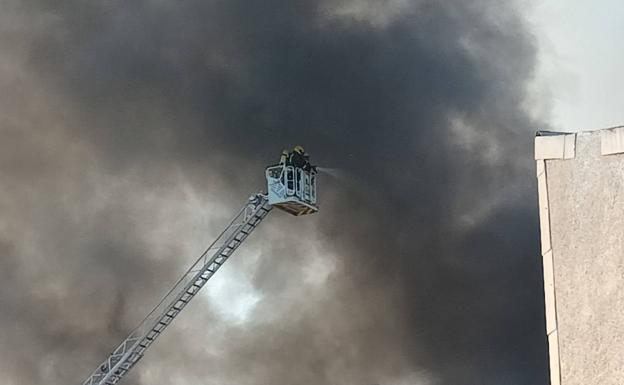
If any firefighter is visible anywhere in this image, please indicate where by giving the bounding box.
[288,145,307,168]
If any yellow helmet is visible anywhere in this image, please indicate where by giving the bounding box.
[293,145,305,154]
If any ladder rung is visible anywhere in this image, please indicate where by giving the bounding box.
[148,329,161,337]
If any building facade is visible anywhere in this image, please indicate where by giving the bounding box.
[535,127,624,385]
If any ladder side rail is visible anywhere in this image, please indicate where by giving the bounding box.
[127,204,271,366]
[104,209,269,384]
[81,194,271,385]
[125,199,263,342]
[81,204,250,385]
[89,198,271,385]
[107,201,272,383]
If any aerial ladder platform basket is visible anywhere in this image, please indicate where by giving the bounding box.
[265,162,318,216]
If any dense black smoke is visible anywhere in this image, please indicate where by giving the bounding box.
[0,1,548,384]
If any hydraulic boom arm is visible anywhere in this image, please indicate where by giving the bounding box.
[81,193,272,385]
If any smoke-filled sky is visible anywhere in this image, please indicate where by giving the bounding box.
[2,1,617,384]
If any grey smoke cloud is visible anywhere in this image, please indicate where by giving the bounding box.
[0,1,548,384]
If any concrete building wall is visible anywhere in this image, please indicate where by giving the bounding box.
[535,127,624,385]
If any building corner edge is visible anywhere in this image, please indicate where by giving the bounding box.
[536,152,563,385]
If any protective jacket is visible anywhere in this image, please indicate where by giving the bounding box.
[288,151,306,168]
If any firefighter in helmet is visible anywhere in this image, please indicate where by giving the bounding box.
[288,145,307,168]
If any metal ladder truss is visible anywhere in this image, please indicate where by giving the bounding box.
[81,193,272,385]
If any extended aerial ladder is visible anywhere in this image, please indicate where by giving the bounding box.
[81,154,318,385]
